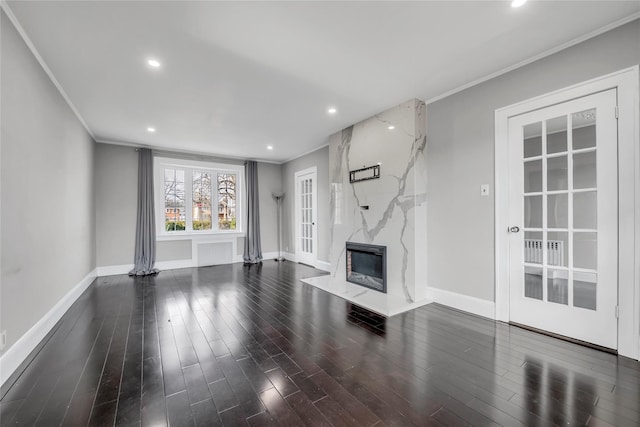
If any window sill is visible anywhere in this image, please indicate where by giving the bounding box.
[157,231,245,241]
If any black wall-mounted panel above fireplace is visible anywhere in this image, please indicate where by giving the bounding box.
[346,242,387,293]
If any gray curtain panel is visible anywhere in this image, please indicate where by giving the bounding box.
[129,148,160,276]
[243,161,263,264]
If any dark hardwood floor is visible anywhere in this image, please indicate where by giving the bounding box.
[1,262,639,426]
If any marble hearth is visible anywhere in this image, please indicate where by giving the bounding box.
[302,99,431,316]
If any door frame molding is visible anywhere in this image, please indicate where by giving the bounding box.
[294,166,318,267]
[494,66,640,360]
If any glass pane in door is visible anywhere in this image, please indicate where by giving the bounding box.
[572,109,596,149]
[525,266,543,300]
[524,122,542,158]
[547,194,568,229]
[574,272,597,311]
[547,156,568,191]
[547,269,568,305]
[574,151,597,189]
[524,160,542,193]
[524,196,542,228]
[547,231,568,267]
[524,231,543,264]
[547,116,567,154]
[573,192,597,229]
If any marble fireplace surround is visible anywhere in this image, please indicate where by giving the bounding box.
[302,99,431,316]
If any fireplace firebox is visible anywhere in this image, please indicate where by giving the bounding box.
[345,242,387,293]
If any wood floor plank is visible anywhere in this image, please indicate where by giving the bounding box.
[166,390,195,427]
[190,398,222,427]
[208,379,238,413]
[258,387,304,426]
[264,367,298,398]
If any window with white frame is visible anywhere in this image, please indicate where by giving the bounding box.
[154,157,243,235]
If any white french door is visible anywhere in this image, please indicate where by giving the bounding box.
[508,89,618,349]
[295,167,317,267]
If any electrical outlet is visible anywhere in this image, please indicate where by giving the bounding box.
[480,184,490,196]
[1,330,6,351]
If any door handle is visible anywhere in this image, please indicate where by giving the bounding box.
[509,226,520,233]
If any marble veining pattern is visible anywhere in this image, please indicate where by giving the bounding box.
[305,99,429,316]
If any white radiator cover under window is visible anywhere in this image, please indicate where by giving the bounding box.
[196,241,233,266]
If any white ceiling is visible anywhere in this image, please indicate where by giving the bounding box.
[5,1,640,163]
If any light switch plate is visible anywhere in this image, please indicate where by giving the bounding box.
[481,184,490,196]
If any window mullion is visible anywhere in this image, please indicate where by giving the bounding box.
[185,168,194,232]
[213,171,219,231]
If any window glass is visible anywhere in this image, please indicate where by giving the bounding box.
[164,169,185,231]
[218,173,236,230]
[192,171,212,230]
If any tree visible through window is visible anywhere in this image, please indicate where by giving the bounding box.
[218,173,236,230]
[192,172,212,230]
[164,169,185,231]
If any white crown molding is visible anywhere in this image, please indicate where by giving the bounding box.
[424,11,640,106]
[1,0,96,141]
[282,143,329,164]
[95,139,283,165]
[0,268,97,387]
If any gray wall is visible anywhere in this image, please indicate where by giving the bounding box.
[1,11,96,352]
[426,19,640,301]
[95,143,137,266]
[94,143,281,266]
[257,162,283,254]
[281,146,330,262]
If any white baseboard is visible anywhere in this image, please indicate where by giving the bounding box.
[257,251,280,262]
[96,264,133,276]
[0,268,97,387]
[97,259,194,277]
[277,253,327,270]
[316,260,331,272]
[426,286,496,320]
[96,254,316,277]
[283,252,297,262]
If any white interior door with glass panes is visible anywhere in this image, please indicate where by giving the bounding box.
[508,89,618,349]
[295,167,317,266]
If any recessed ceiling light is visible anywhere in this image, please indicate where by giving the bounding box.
[267,145,273,150]
[511,0,527,7]
[147,59,161,68]
[147,127,156,133]
[327,107,337,115]
[387,125,395,130]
